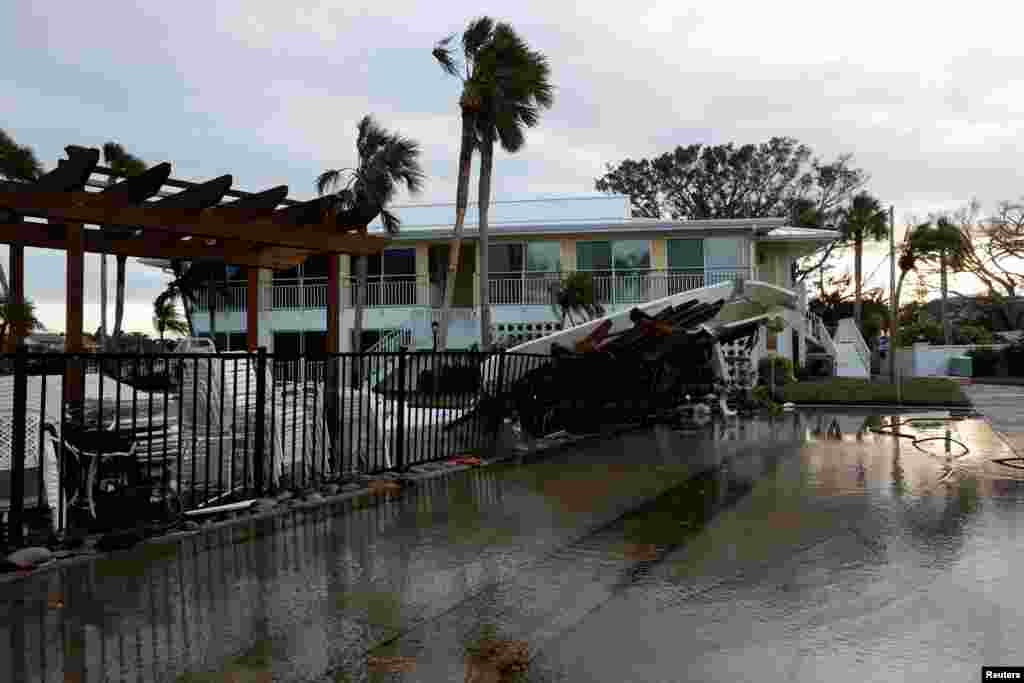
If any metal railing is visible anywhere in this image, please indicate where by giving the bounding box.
[0,346,552,547]
[190,268,753,313]
[193,286,247,313]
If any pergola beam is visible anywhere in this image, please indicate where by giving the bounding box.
[0,222,310,269]
[0,186,388,254]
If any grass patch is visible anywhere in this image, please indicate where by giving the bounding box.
[778,377,969,406]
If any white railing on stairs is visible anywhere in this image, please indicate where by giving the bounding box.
[834,318,871,376]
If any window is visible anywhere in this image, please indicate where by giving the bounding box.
[667,239,704,293]
[576,240,651,303]
[703,238,741,286]
[488,241,561,304]
[365,247,417,306]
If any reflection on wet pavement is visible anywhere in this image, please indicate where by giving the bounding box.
[3,409,1024,682]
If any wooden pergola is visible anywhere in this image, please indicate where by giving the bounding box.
[0,145,388,400]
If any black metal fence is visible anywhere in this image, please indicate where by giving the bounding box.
[0,346,557,547]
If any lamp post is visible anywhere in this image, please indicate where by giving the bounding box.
[431,320,440,397]
[432,320,439,352]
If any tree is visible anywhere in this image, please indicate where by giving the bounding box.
[957,199,1024,330]
[316,115,424,360]
[548,272,605,328]
[161,261,230,345]
[0,298,43,350]
[838,192,888,334]
[470,21,554,350]
[152,297,189,341]
[433,17,498,349]
[0,129,42,182]
[915,215,970,344]
[594,139,867,283]
[102,142,148,349]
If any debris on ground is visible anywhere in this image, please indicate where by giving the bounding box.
[366,655,416,673]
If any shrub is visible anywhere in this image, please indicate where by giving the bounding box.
[757,354,796,387]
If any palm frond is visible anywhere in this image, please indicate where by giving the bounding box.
[433,35,460,77]
[462,17,495,58]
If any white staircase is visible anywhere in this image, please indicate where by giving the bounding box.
[833,318,870,378]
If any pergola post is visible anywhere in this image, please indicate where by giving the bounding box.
[7,243,24,352]
[65,222,85,405]
[325,254,341,468]
[246,267,260,352]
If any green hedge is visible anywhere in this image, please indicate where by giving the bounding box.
[778,377,969,406]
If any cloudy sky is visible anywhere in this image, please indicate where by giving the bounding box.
[3,0,1022,333]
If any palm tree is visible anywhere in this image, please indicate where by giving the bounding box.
[316,115,424,363]
[548,272,605,328]
[472,22,554,350]
[839,192,888,335]
[0,129,42,182]
[432,17,498,349]
[0,297,43,350]
[160,260,230,343]
[152,297,189,342]
[102,142,148,350]
[909,216,969,345]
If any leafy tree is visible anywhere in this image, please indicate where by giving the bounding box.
[0,297,43,350]
[316,115,424,359]
[838,192,888,334]
[954,199,1024,330]
[102,142,148,349]
[0,129,42,181]
[152,297,189,341]
[548,272,605,328]
[595,138,867,282]
[471,21,553,350]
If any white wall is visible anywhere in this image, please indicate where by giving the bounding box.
[897,343,1008,377]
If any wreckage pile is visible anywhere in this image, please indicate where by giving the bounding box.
[465,296,766,438]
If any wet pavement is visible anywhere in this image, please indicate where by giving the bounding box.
[3,408,1024,682]
[966,383,1024,456]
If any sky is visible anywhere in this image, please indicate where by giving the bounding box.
[4,0,1024,333]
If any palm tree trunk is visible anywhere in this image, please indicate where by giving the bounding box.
[477,135,494,350]
[940,250,951,345]
[113,255,127,347]
[183,299,194,337]
[889,267,912,379]
[853,236,863,333]
[438,107,477,350]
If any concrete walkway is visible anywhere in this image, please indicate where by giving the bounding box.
[965,383,1024,455]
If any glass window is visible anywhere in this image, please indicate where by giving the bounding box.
[703,238,740,269]
[526,242,560,273]
[366,253,382,278]
[612,240,650,271]
[576,241,612,271]
[226,265,248,283]
[303,331,327,357]
[382,248,416,276]
[303,255,329,279]
[667,239,704,270]
[228,332,247,351]
[274,265,300,282]
[488,244,524,275]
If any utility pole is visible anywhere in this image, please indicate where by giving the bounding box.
[889,205,896,383]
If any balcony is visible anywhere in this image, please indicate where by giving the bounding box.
[192,268,753,312]
[488,268,750,306]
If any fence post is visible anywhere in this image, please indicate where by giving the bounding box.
[494,349,508,436]
[8,341,28,547]
[253,346,267,495]
[395,346,408,472]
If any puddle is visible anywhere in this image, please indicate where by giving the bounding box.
[3,408,1024,682]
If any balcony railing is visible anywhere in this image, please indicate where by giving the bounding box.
[193,268,753,312]
[489,268,750,306]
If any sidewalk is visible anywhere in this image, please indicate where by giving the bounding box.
[965,383,1024,456]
